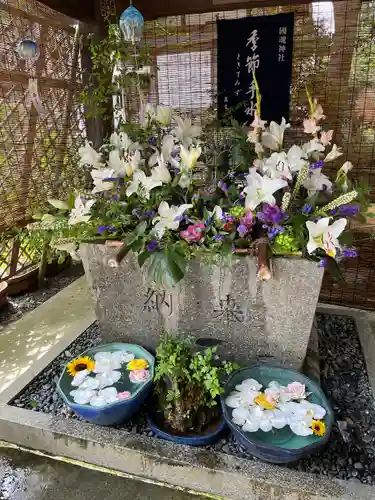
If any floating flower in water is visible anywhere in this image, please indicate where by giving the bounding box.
[117,391,132,400]
[127,358,149,371]
[312,419,326,437]
[67,356,95,377]
[94,352,122,373]
[255,393,276,410]
[180,223,205,244]
[70,388,97,405]
[90,387,119,407]
[71,369,90,387]
[96,370,122,388]
[280,382,306,402]
[129,369,151,383]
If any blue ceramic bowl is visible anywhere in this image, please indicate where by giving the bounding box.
[221,364,334,464]
[147,411,227,446]
[58,343,154,426]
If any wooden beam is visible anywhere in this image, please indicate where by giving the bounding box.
[33,0,95,22]
[0,70,82,91]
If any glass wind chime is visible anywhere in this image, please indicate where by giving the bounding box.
[16,39,45,115]
[118,2,145,123]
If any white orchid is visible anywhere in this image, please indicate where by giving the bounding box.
[261,118,290,151]
[324,144,343,162]
[152,201,193,238]
[108,149,127,175]
[156,105,173,126]
[78,141,102,169]
[302,168,332,196]
[306,217,347,257]
[244,169,288,210]
[126,170,162,199]
[173,116,201,147]
[91,168,115,194]
[151,162,172,184]
[68,196,95,225]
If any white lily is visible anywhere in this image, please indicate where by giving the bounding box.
[125,170,162,199]
[139,102,156,126]
[68,196,95,225]
[287,145,307,172]
[149,135,174,167]
[52,241,80,261]
[180,145,202,170]
[108,149,127,175]
[324,144,343,162]
[173,116,201,147]
[110,131,132,151]
[156,105,173,126]
[302,168,332,196]
[91,168,115,194]
[124,150,142,177]
[261,117,290,151]
[303,138,325,156]
[152,201,193,238]
[78,141,102,169]
[207,205,223,222]
[263,152,292,181]
[244,169,288,210]
[341,161,353,174]
[90,387,119,407]
[151,161,172,184]
[306,217,347,257]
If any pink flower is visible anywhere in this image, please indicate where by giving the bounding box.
[250,112,267,130]
[129,369,151,384]
[180,223,205,244]
[303,119,320,135]
[312,102,325,121]
[265,389,279,406]
[320,130,333,147]
[117,391,132,400]
[281,382,306,402]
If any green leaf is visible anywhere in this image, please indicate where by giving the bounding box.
[325,256,344,283]
[48,198,69,210]
[138,251,150,268]
[147,249,186,289]
[135,220,147,236]
[129,237,144,253]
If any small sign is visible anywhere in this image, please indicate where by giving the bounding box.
[217,13,294,124]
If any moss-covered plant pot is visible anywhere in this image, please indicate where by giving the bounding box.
[58,343,154,426]
[221,364,334,464]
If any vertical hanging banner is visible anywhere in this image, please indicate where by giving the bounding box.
[217,13,294,124]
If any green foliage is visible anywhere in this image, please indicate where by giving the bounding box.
[154,335,238,433]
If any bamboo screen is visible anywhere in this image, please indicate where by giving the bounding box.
[0,0,87,276]
[142,1,375,310]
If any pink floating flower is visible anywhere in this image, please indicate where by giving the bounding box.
[129,369,151,384]
[281,382,306,402]
[180,223,205,244]
[117,391,132,400]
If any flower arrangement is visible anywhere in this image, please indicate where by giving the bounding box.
[225,378,327,437]
[66,350,151,407]
[37,83,368,287]
[153,335,237,434]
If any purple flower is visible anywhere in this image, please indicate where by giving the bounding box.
[103,177,124,183]
[213,234,225,241]
[319,258,328,268]
[237,212,254,237]
[302,205,312,215]
[218,180,228,193]
[239,192,245,200]
[257,204,286,226]
[342,248,358,258]
[237,224,248,237]
[113,195,119,201]
[222,214,236,223]
[97,225,116,234]
[149,136,157,147]
[132,209,141,218]
[147,240,159,252]
[310,160,325,170]
[330,205,360,217]
[192,193,199,202]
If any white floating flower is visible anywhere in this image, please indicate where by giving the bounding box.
[324,144,343,162]
[94,352,122,373]
[70,389,96,405]
[232,407,251,426]
[152,201,193,238]
[280,382,306,402]
[126,170,162,199]
[90,387,119,407]
[243,406,273,433]
[173,116,201,147]
[91,168,115,194]
[68,196,95,226]
[235,378,263,392]
[261,117,290,151]
[302,168,332,196]
[299,400,326,420]
[156,105,173,126]
[306,217,347,257]
[111,351,135,364]
[244,169,288,211]
[96,370,122,389]
[80,377,101,390]
[289,414,314,436]
[79,141,102,169]
[71,369,90,387]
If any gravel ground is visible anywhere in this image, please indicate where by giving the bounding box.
[0,264,84,328]
[11,313,375,485]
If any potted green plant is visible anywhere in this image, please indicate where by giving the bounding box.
[147,335,237,445]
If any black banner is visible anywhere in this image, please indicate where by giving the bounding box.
[217,13,294,125]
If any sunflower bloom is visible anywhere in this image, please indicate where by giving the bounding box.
[312,419,326,437]
[127,358,149,371]
[67,356,95,377]
[255,393,276,410]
